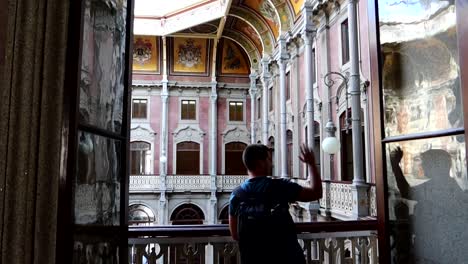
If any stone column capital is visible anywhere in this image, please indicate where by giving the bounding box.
[302,29,316,45]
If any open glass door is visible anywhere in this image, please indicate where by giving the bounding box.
[61,0,134,262]
[374,0,468,262]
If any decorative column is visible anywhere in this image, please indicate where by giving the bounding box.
[261,57,270,144]
[278,37,289,178]
[348,0,368,218]
[249,72,258,144]
[159,36,169,224]
[209,81,218,224]
[210,82,218,178]
[303,5,316,153]
[303,2,320,219]
[160,80,169,176]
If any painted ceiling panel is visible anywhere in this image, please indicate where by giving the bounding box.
[219,39,250,75]
[230,6,274,54]
[231,18,263,54]
[289,0,304,16]
[241,0,280,39]
[223,29,261,69]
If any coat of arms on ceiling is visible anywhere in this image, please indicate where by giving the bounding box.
[177,39,202,68]
[132,36,159,72]
[134,38,152,64]
[172,38,208,75]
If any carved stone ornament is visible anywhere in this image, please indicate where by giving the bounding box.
[222,126,250,144]
[131,125,156,142]
[173,125,205,143]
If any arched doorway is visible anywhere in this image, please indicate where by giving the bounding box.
[225,142,247,175]
[170,203,205,225]
[128,204,156,226]
[176,141,200,175]
[218,205,229,224]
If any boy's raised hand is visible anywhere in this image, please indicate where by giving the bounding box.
[299,143,316,166]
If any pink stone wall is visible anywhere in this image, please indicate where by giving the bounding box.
[198,97,210,174]
[167,96,179,174]
[150,95,161,174]
[217,98,227,174]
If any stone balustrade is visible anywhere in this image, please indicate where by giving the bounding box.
[291,179,377,219]
[129,175,249,193]
[130,176,377,219]
[127,222,378,264]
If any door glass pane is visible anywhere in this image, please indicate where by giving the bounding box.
[73,235,120,263]
[379,0,463,137]
[386,135,468,263]
[75,131,121,225]
[79,0,127,133]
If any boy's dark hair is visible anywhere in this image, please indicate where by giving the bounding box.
[242,144,270,171]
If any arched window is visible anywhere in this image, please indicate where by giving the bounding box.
[305,123,321,178]
[176,141,200,175]
[225,142,247,175]
[128,204,155,226]
[268,136,275,176]
[287,130,293,177]
[340,109,365,181]
[130,141,150,175]
[170,204,205,225]
[218,206,229,224]
[314,122,321,177]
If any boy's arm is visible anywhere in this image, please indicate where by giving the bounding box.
[390,147,411,199]
[297,144,323,202]
[228,194,239,241]
[229,216,239,241]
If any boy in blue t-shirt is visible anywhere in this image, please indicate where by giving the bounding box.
[229,144,322,264]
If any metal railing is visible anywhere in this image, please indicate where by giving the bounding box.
[128,221,378,264]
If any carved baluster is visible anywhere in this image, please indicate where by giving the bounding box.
[135,245,147,264]
[302,239,312,264]
[339,238,350,264]
[357,237,371,264]
[323,238,340,264]
[128,244,134,264]
[369,234,378,264]
[336,237,345,264]
[212,242,239,264]
[318,238,326,264]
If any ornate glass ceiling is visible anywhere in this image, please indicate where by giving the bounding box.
[134,0,210,18]
[134,0,230,36]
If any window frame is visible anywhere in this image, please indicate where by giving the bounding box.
[257,96,261,120]
[179,98,198,122]
[340,18,350,67]
[269,85,274,112]
[131,97,149,120]
[226,99,246,124]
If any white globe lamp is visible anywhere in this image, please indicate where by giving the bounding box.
[159,155,167,163]
[322,136,340,154]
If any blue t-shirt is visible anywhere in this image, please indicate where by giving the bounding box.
[229,176,303,217]
[229,176,305,264]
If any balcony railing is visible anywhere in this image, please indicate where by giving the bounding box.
[129,175,249,193]
[128,221,378,264]
[293,179,377,219]
[130,176,378,219]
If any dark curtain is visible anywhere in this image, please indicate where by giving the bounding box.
[0,0,69,262]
